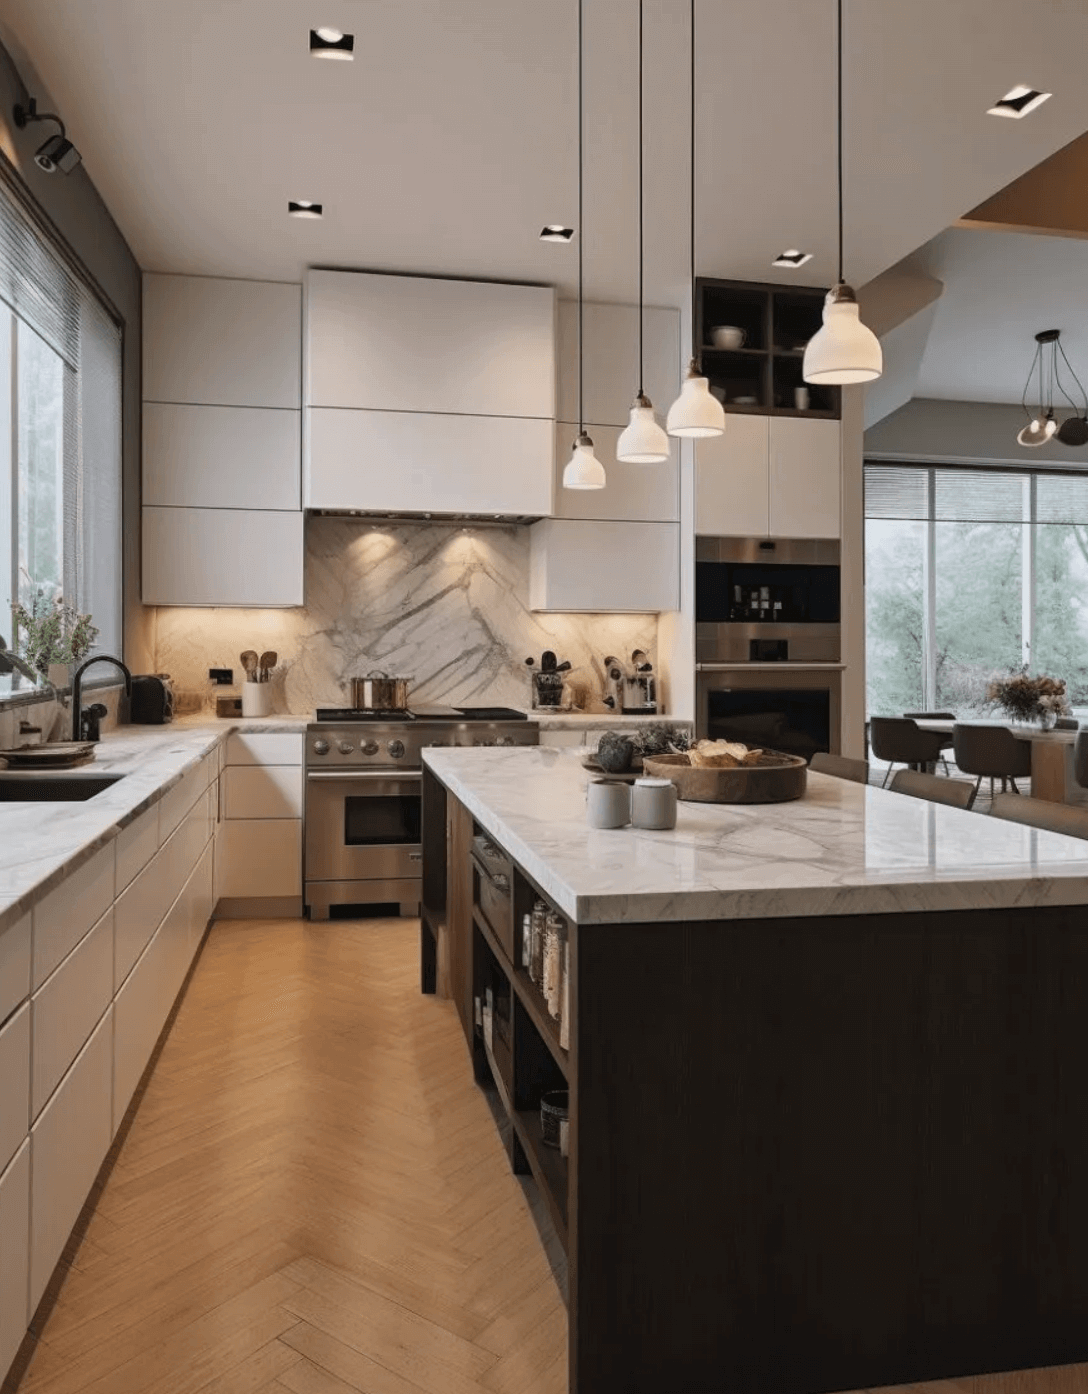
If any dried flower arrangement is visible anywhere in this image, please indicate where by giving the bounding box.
[11,589,99,677]
[986,670,1070,724]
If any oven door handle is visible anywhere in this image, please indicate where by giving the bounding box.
[306,770,422,782]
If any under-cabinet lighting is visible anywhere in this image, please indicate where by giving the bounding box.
[288,200,323,218]
[772,249,813,268]
[987,85,1051,118]
[310,27,355,59]
[540,225,575,243]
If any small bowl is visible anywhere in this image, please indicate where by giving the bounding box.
[710,325,745,351]
[734,395,758,405]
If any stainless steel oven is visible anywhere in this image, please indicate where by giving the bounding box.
[305,767,424,915]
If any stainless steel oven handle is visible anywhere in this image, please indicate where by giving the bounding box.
[306,770,422,782]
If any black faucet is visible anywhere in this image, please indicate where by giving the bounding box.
[71,655,132,741]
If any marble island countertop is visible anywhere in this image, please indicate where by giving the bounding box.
[423,745,1088,924]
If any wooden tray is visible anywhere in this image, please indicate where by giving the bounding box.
[580,755,642,782]
[642,751,807,804]
[0,741,96,768]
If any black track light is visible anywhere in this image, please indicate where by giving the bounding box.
[13,98,81,175]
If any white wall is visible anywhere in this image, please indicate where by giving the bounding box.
[865,397,1088,468]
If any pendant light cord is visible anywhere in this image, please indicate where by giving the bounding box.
[836,0,844,285]
[578,0,585,434]
[637,0,644,395]
[689,0,696,366]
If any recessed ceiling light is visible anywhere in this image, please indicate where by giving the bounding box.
[772,249,813,268]
[288,200,323,219]
[540,225,575,243]
[309,27,355,59]
[987,85,1051,119]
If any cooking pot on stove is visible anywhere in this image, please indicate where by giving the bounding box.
[350,672,413,711]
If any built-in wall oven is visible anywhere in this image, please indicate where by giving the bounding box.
[304,706,538,919]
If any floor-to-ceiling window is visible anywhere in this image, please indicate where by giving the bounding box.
[866,463,1088,716]
[0,168,122,685]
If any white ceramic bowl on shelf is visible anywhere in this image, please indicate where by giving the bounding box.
[710,325,745,350]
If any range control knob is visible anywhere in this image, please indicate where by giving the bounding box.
[361,739,379,756]
[312,738,330,756]
[388,739,406,759]
[338,740,354,755]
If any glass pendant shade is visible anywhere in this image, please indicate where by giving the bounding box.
[617,396,670,463]
[802,288,882,385]
[1017,414,1057,448]
[563,432,606,489]
[666,364,725,438]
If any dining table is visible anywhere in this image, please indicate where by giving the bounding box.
[916,718,1085,805]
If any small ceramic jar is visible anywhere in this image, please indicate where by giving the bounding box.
[631,776,678,830]
[587,778,631,829]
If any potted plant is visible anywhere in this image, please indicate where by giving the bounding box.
[11,589,99,687]
[986,670,1070,729]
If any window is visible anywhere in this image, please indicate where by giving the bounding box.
[0,168,122,692]
[865,463,1088,716]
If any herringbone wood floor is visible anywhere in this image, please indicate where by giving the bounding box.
[5,918,567,1394]
[9,916,1088,1394]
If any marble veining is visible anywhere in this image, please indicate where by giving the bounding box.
[153,518,659,715]
[424,746,1088,924]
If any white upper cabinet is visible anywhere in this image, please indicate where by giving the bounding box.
[307,270,555,419]
[556,302,679,428]
[143,403,301,511]
[696,415,770,538]
[695,416,840,540]
[530,520,679,613]
[767,417,841,540]
[142,507,304,607]
[143,275,301,409]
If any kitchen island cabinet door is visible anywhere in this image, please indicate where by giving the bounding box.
[142,506,304,607]
[0,1140,29,1384]
[30,1009,113,1312]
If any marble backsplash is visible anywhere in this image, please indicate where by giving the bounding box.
[151,518,660,716]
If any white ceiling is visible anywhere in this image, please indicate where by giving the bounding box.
[3,1,1088,307]
[913,227,1088,404]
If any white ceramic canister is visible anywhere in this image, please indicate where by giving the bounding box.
[241,681,273,718]
[631,776,678,830]
[587,778,631,829]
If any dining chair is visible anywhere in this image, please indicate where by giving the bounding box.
[868,717,949,788]
[1054,717,1079,730]
[1075,730,1088,789]
[990,793,1088,840]
[952,723,1032,799]
[888,768,976,810]
[810,752,869,785]
[902,711,957,751]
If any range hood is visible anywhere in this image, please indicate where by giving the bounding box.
[306,508,544,527]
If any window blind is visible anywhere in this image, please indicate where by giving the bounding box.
[866,463,1088,527]
[0,190,80,369]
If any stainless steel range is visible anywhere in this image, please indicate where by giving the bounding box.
[304,705,538,920]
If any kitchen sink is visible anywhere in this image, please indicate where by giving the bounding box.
[0,772,124,802]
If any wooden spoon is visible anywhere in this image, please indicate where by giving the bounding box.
[240,650,258,682]
[258,651,278,683]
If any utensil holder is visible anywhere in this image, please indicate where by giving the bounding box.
[241,681,272,718]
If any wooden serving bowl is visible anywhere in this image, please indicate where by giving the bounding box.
[641,751,808,804]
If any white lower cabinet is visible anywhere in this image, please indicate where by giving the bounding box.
[0,1141,29,1379]
[218,820,302,899]
[529,519,680,612]
[30,1008,113,1311]
[113,927,170,1133]
[222,765,302,819]
[32,910,114,1119]
[0,914,30,1028]
[142,506,304,607]
[33,846,115,990]
[0,1006,29,1175]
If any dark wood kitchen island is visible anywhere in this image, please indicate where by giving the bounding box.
[421,745,1088,1394]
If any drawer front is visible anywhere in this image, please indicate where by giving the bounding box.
[0,1140,30,1381]
[30,1009,113,1311]
[158,762,206,844]
[225,733,303,767]
[473,855,513,961]
[113,927,171,1132]
[33,845,115,989]
[115,805,160,897]
[32,909,114,1119]
[218,820,301,898]
[0,914,31,1027]
[0,1005,30,1175]
[222,765,302,819]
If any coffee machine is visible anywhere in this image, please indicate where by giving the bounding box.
[603,651,658,715]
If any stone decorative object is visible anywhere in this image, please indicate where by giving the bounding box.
[642,751,807,804]
[595,732,635,773]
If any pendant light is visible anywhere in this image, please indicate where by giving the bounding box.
[617,0,669,465]
[563,0,606,490]
[666,0,725,439]
[802,0,882,386]
[1016,329,1088,449]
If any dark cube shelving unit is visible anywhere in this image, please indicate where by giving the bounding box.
[696,276,841,419]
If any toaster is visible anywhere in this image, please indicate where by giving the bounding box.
[129,674,175,724]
